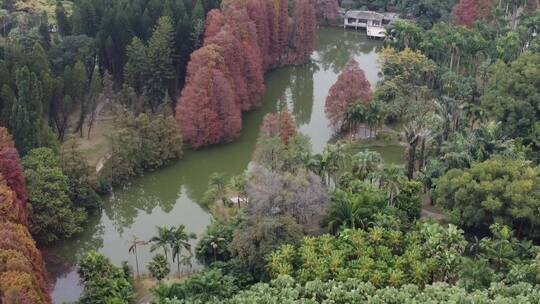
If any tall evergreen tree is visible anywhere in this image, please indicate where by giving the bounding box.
[72,61,88,136]
[144,16,175,112]
[11,67,43,154]
[55,0,72,36]
[124,37,148,95]
[191,0,205,48]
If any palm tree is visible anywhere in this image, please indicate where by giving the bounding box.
[351,150,383,181]
[209,172,228,204]
[326,192,359,234]
[170,225,196,274]
[343,103,365,136]
[180,255,193,274]
[323,142,348,187]
[416,114,441,171]
[366,101,382,137]
[150,225,172,261]
[128,234,148,277]
[306,153,328,183]
[401,120,420,180]
[228,174,247,208]
[205,234,227,263]
[326,186,382,234]
[379,164,405,206]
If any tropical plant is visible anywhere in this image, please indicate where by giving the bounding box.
[170,225,196,274]
[78,251,135,304]
[128,235,148,277]
[150,225,173,261]
[148,254,171,282]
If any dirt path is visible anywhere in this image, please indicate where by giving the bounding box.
[420,196,445,221]
[95,153,111,173]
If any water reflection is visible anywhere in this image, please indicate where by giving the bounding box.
[46,27,384,304]
[316,27,382,74]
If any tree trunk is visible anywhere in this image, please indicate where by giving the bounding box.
[407,144,417,180]
[135,249,139,277]
[418,138,426,172]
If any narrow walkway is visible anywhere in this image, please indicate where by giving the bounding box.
[420,196,445,221]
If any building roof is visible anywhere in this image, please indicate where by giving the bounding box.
[344,10,400,21]
[344,10,384,20]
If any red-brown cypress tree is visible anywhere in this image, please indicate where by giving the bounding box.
[325,58,372,129]
[176,45,241,148]
[0,224,50,303]
[315,0,339,26]
[176,0,317,148]
[204,9,226,40]
[454,0,478,26]
[0,130,50,304]
[0,149,27,214]
[290,0,316,65]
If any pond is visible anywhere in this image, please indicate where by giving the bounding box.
[45,27,401,303]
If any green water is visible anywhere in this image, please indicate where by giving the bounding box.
[46,27,401,303]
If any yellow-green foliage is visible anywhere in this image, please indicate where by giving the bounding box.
[14,0,73,23]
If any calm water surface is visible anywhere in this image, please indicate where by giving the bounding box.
[46,27,401,303]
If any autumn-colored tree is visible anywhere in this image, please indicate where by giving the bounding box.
[315,0,339,26]
[0,128,15,150]
[176,45,241,149]
[325,59,372,130]
[176,0,316,148]
[0,179,22,224]
[0,150,27,214]
[0,128,50,303]
[278,107,297,145]
[204,9,226,40]
[476,0,495,20]
[289,0,317,65]
[0,128,27,225]
[453,0,478,26]
[0,223,50,303]
[247,0,271,68]
[206,27,250,110]
[260,107,298,145]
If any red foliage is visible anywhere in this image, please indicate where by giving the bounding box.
[204,9,226,40]
[206,27,251,110]
[0,128,50,303]
[453,0,478,26]
[0,128,27,225]
[0,128,15,150]
[0,181,25,226]
[278,107,297,145]
[526,0,539,13]
[260,107,297,145]
[289,0,316,65]
[176,0,316,148]
[246,0,271,68]
[0,223,51,303]
[176,45,242,148]
[325,59,372,129]
[276,0,289,63]
[476,0,495,20]
[0,148,28,221]
[315,0,339,26]
[260,113,281,138]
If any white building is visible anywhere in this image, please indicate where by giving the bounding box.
[343,11,399,38]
